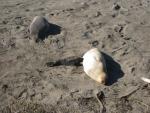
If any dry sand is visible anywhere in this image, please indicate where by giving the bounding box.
[0,0,150,113]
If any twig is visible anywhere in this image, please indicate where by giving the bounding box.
[119,87,140,99]
[119,84,148,99]
[111,45,126,53]
[0,50,8,55]
[96,91,106,113]
[132,99,149,112]
[0,72,9,80]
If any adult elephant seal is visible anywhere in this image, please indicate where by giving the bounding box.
[29,16,49,42]
[83,48,107,84]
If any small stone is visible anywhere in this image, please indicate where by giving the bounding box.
[108,34,113,38]
[2,84,8,93]
[124,37,131,40]
[95,11,102,17]
[50,13,54,16]
[120,34,124,37]
[82,32,91,39]
[14,16,23,25]
[88,40,99,47]
[16,26,20,29]
[2,20,8,24]
[34,93,42,100]
[28,89,35,97]
[13,88,27,99]
[112,13,116,18]
[21,92,27,99]
[112,12,118,18]
[113,4,121,10]
[81,2,87,6]
[131,67,135,73]
[102,44,105,48]
[114,25,124,33]
[25,9,30,12]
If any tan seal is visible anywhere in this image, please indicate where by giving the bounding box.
[83,48,107,84]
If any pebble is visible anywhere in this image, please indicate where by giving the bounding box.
[113,4,121,10]
[2,84,8,93]
[90,40,99,47]
[13,88,27,99]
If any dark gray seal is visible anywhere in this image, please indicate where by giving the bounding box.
[29,16,49,42]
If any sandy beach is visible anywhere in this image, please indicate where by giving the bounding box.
[0,0,150,112]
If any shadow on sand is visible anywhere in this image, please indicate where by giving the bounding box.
[102,52,124,86]
[46,56,83,67]
[37,23,61,42]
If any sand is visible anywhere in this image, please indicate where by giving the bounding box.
[0,0,150,113]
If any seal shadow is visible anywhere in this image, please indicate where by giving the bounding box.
[101,52,124,86]
[38,23,61,42]
[46,56,83,67]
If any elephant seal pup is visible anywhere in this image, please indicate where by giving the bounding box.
[83,48,107,84]
[29,16,49,42]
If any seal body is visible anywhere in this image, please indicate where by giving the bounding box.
[29,16,49,42]
[83,48,107,84]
